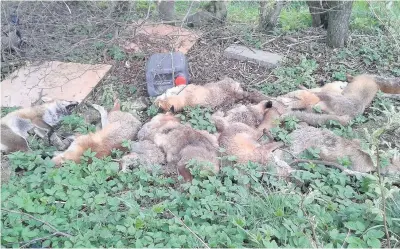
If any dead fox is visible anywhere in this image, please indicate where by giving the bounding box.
[282,74,380,126]
[288,126,375,173]
[256,100,288,133]
[120,140,166,172]
[137,109,219,181]
[212,100,273,128]
[51,101,142,166]
[347,74,400,94]
[277,81,348,111]
[154,77,247,112]
[212,114,283,164]
[1,98,78,153]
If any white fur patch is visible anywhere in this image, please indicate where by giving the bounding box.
[91,104,108,128]
[0,143,9,151]
[42,103,62,126]
[155,85,187,101]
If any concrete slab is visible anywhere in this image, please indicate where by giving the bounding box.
[1,61,112,108]
[123,22,201,54]
[224,44,283,68]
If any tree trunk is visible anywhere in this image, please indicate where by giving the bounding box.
[186,1,228,27]
[158,0,175,21]
[326,1,353,48]
[204,1,228,23]
[306,1,329,28]
[259,0,286,32]
[113,1,131,14]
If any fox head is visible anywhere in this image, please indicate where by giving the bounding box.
[41,97,79,126]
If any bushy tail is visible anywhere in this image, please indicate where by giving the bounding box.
[347,74,400,94]
[283,111,352,126]
[91,104,108,129]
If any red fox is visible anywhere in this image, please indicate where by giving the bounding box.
[282,74,381,126]
[51,100,142,166]
[137,108,220,181]
[120,140,166,172]
[154,77,247,112]
[347,74,400,94]
[288,126,375,173]
[1,98,78,153]
[211,100,273,128]
[212,113,283,164]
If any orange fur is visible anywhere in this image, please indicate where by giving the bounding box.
[154,78,247,112]
[258,106,282,132]
[52,110,141,166]
[213,115,283,164]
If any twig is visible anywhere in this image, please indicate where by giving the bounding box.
[341,229,352,248]
[180,1,195,28]
[1,208,72,237]
[300,194,319,248]
[20,232,61,248]
[287,35,325,47]
[261,35,281,46]
[63,1,71,14]
[289,159,369,177]
[376,145,392,248]
[167,209,210,249]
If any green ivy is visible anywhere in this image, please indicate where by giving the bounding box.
[3,149,399,248]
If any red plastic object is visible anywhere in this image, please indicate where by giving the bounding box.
[175,75,187,86]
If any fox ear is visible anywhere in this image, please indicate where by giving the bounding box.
[265,101,273,109]
[169,105,175,114]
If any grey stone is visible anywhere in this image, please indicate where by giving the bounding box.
[224,44,283,68]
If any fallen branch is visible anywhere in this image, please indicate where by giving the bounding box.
[1,208,72,237]
[289,159,369,177]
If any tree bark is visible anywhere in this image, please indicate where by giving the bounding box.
[158,0,175,21]
[112,1,131,14]
[306,1,329,28]
[259,0,286,32]
[326,1,353,48]
[186,1,228,27]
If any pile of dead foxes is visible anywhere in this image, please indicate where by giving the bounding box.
[1,74,399,181]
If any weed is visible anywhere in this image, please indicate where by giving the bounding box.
[332,71,347,81]
[146,104,159,117]
[61,114,96,134]
[279,5,311,32]
[108,45,126,61]
[1,107,20,118]
[260,57,318,96]
[176,106,217,133]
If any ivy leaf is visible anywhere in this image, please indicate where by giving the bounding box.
[345,221,366,233]
[367,238,381,248]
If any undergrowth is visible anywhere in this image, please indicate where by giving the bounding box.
[2,149,399,248]
[176,106,217,134]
